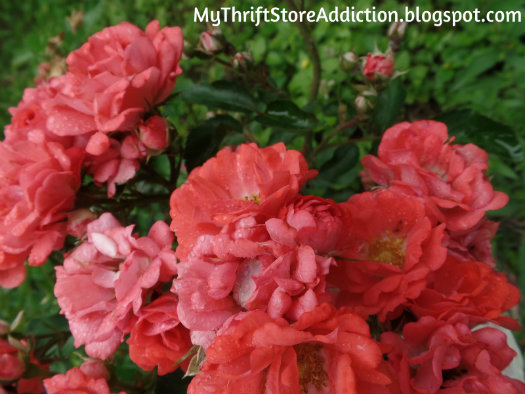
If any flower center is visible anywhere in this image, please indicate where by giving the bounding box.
[294,343,328,393]
[242,193,261,204]
[366,231,406,268]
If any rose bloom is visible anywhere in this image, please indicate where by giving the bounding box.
[409,254,520,330]
[329,189,447,321]
[170,143,317,260]
[188,304,393,394]
[446,218,499,266]
[54,213,177,359]
[4,76,73,147]
[381,314,525,394]
[0,338,24,381]
[128,293,192,375]
[267,195,345,256]
[43,360,126,394]
[363,53,395,80]
[361,120,508,231]
[173,212,335,340]
[0,137,83,288]
[46,20,183,136]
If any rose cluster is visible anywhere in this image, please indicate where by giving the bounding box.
[0,20,183,289]
[163,122,522,394]
[0,19,522,394]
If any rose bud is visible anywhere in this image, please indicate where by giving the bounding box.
[232,51,253,71]
[199,29,223,54]
[355,95,371,113]
[339,51,358,72]
[363,52,395,80]
[388,21,407,41]
[139,115,169,150]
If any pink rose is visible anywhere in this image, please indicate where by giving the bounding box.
[47,20,183,136]
[0,139,83,288]
[54,213,177,359]
[382,314,525,394]
[43,360,125,394]
[361,121,508,231]
[0,338,24,381]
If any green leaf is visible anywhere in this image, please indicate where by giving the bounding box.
[255,100,318,131]
[372,79,406,132]
[184,115,242,172]
[180,81,259,113]
[434,109,523,164]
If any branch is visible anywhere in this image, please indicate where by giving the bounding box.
[284,0,321,104]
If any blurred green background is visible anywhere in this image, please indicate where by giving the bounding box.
[0,0,523,391]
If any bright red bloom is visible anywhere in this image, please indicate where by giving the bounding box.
[363,53,395,80]
[54,213,177,359]
[382,314,525,394]
[361,121,508,231]
[128,293,192,375]
[43,360,126,394]
[188,304,392,394]
[409,254,520,330]
[0,139,83,288]
[170,143,316,260]
[329,190,447,321]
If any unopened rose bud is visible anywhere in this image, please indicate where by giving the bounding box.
[232,51,253,71]
[387,21,407,42]
[363,52,395,80]
[139,115,169,151]
[355,95,371,113]
[199,29,223,54]
[339,52,358,72]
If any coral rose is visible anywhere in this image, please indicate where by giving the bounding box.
[0,138,83,288]
[46,20,183,135]
[409,254,520,330]
[361,120,508,231]
[173,214,335,336]
[128,293,192,375]
[43,360,126,394]
[54,213,177,359]
[329,189,447,321]
[188,304,392,394]
[0,338,24,381]
[267,195,345,255]
[170,142,317,260]
[381,314,525,394]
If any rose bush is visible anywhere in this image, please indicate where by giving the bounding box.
[0,15,522,394]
